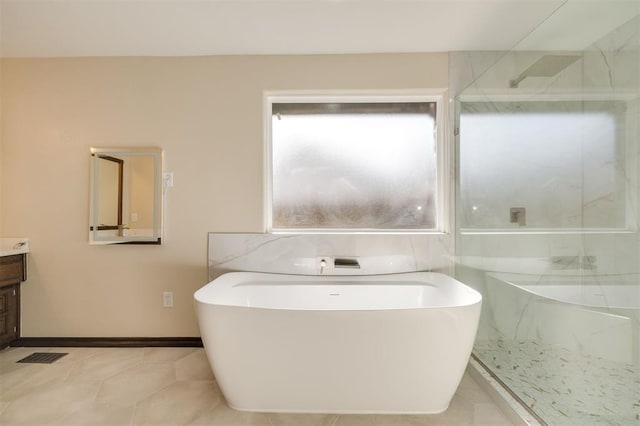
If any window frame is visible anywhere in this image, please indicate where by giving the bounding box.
[264,91,448,234]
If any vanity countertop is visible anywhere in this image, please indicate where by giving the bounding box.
[0,238,29,257]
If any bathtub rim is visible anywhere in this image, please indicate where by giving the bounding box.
[195,270,482,311]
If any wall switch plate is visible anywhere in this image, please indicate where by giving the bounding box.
[163,172,174,188]
[131,212,138,222]
[163,291,173,308]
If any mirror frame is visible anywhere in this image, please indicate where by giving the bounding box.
[89,147,163,245]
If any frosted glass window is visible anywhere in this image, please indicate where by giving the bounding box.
[270,101,438,231]
[459,100,627,230]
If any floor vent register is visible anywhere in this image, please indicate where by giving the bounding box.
[16,352,68,364]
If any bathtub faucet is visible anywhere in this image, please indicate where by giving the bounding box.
[320,259,327,275]
[334,258,360,269]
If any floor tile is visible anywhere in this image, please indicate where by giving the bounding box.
[144,347,197,363]
[133,380,222,425]
[0,379,101,425]
[53,402,135,425]
[189,403,272,426]
[66,348,144,382]
[0,362,76,402]
[51,347,104,364]
[476,339,639,425]
[96,362,176,406]
[267,412,340,425]
[0,347,43,364]
[0,347,517,426]
[411,393,476,425]
[334,414,418,425]
[471,403,513,425]
[175,349,215,381]
[454,374,495,405]
[0,347,44,377]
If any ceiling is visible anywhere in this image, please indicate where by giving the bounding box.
[0,0,637,58]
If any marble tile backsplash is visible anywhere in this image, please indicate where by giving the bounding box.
[208,233,453,281]
[456,232,640,276]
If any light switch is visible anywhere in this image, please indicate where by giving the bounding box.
[163,172,174,188]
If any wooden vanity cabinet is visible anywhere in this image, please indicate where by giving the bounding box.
[0,254,26,349]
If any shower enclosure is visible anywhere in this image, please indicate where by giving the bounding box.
[454,2,640,425]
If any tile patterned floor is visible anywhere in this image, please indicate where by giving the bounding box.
[475,340,640,426]
[0,347,514,425]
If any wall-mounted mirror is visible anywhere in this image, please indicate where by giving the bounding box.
[89,147,163,244]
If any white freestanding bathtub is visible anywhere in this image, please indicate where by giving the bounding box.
[194,271,482,414]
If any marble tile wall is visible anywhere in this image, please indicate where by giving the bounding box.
[452,15,640,277]
[452,11,640,426]
[484,272,636,364]
[208,233,453,281]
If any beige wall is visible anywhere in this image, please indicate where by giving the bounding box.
[1,54,448,337]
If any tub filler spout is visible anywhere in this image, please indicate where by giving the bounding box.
[333,258,360,269]
[319,259,327,275]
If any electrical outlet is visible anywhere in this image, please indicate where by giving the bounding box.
[163,291,173,308]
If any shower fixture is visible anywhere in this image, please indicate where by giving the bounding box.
[509,55,581,88]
